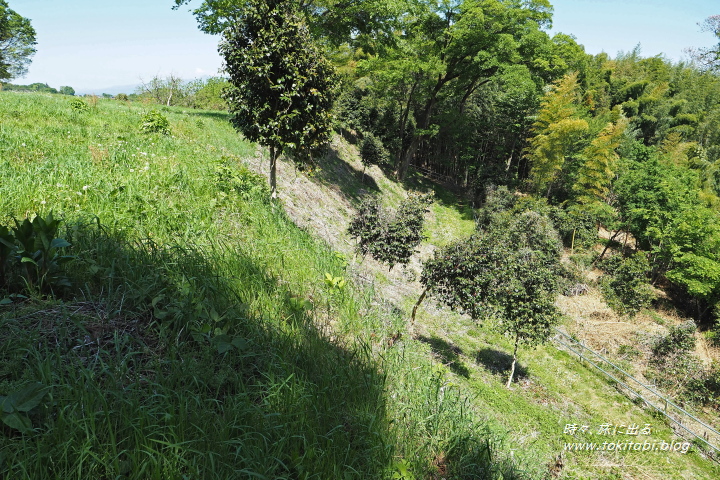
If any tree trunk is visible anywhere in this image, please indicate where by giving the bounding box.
[396,134,421,181]
[411,287,428,324]
[396,76,445,181]
[506,335,520,388]
[396,79,419,169]
[592,229,622,266]
[269,145,278,200]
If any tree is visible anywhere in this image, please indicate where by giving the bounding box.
[136,74,186,106]
[0,0,36,80]
[391,0,557,180]
[173,0,409,47]
[571,111,628,218]
[419,210,563,387]
[689,15,720,71]
[526,72,589,197]
[219,0,336,199]
[59,86,75,96]
[348,193,431,270]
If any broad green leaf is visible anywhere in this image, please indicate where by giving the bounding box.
[20,256,37,265]
[0,411,33,433]
[211,334,233,354]
[7,382,47,412]
[50,238,71,249]
[231,337,248,351]
[0,395,13,414]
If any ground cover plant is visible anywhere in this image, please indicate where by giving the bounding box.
[0,91,530,479]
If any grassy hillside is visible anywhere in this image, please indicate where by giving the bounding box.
[222,100,720,478]
[0,92,525,479]
[1,91,719,479]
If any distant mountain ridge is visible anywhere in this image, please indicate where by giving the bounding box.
[75,83,141,96]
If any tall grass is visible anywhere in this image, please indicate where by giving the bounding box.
[0,92,527,479]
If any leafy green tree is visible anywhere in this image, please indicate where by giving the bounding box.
[0,0,36,80]
[174,0,409,47]
[391,0,556,180]
[664,206,720,320]
[571,111,628,219]
[420,210,562,387]
[348,193,431,270]
[188,76,229,110]
[58,86,75,96]
[219,0,336,199]
[526,72,589,197]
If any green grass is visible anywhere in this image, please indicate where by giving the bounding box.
[0,92,527,479]
[280,123,720,478]
[4,91,717,480]
[412,303,720,479]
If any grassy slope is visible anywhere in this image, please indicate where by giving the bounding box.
[1,92,718,479]
[0,92,523,479]
[232,115,720,478]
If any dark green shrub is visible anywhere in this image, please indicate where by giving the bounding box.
[684,366,716,407]
[359,131,390,167]
[704,322,720,347]
[116,93,129,101]
[140,110,171,135]
[348,193,432,270]
[476,185,517,228]
[477,188,597,250]
[652,320,697,357]
[647,324,703,401]
[600,252,655,316]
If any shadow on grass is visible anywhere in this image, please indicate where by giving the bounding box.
[475,348,528,383]
[0,219,391,479]
[312,145,380,206]
[417,334,470,378]
[403,169,476,222]
[373,161,475,222]
[185,110,232,122]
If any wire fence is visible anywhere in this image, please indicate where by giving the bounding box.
[551,327,720,460]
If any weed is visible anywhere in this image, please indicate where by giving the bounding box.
[0,382,48,433]
[0,212,73,295]
[69,98,89,112]
[140,109,170,135]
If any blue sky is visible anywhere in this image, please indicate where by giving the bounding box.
[11,0,223,93]
[550,0,717,60]
[9,0,720,93]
